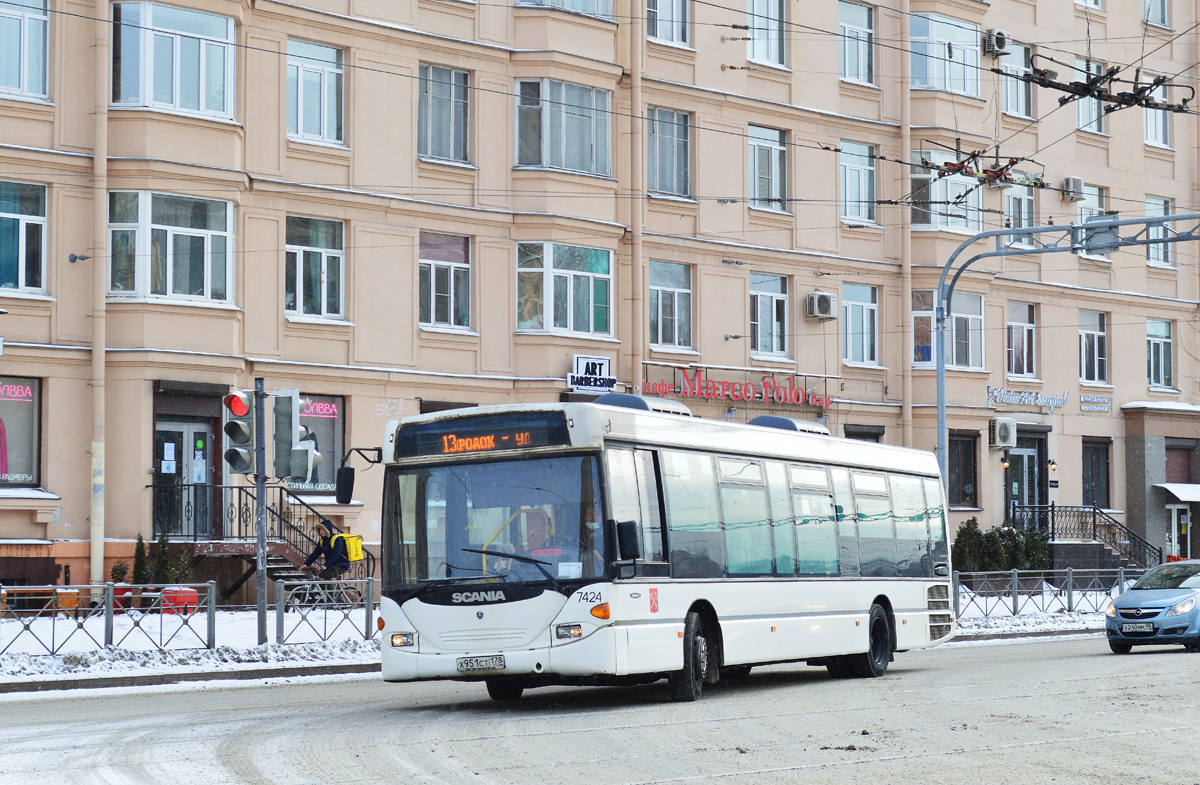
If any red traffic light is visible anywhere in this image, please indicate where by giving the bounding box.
[223,392,251,417]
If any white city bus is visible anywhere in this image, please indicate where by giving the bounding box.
[368,393,954,701]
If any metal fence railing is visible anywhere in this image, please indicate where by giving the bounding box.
[275,578,378,645]
[954,568,1148,619]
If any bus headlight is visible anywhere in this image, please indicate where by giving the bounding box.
[391,632,415,647]
[556,624,583,640]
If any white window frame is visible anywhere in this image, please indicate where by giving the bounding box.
[1006,181,1036,238]
[1147,318,1173,388]
[418,64,470,163]
[842,284,878,365]
[750,273,787,356]
[1144,80,1170,147]
[1077,184,1109,261]
[839,142,875,222]
[649,260,692,349]
[910,14,979,97]
[107,191,234,302]
[517,0,613,19]
[287,40,344,145]
[1079,310,1108,384]
[748,0,784,66]
[515,78,611,177]
[910,151,982,231]
[285,216,344,320]
[515,242,612,336]
[111,2,236,119]
[418,232,471,329]
[0,0,47,98]
[839,2,873,85]
[0,181,46,293]
[1146,196,1173,267]
[912,289,983,370]
[1006,301,1036,378]
[648,0,688,44]
[1077,0,1103,8]
[1076,59,1106,133]
[1002,44,1033,118]
[748,125,787,211]
[1144,0,1168,26]
[647,107,690,197]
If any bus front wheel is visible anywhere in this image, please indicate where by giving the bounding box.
[668,611,708,702]
[848,604,891,678]
[485,678,525,701]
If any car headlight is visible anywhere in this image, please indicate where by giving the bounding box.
[1105,601,1117,618]
[1166,596,1196,617]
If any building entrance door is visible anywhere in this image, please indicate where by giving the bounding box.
[153,419,217,538]
[1006,447,1040,519]
[1167,504,1190,559]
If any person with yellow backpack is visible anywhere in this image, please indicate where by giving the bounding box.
[304,520,355,579]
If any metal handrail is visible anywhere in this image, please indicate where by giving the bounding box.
[1011,503,1163,568]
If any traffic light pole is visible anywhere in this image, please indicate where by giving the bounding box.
[254,376,268,645]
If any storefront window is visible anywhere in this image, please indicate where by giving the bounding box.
[0,376,40,487]
[286,393,344,493]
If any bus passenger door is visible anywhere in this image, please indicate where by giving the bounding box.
[829,467,860,577]
[606,448,665,563]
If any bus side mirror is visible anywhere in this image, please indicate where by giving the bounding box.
[933,563,949,578]
[335,466,355,504]
[615,520,641,561]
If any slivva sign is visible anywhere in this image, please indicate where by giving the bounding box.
[645,368,832,410]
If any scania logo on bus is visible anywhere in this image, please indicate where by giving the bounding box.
[451,590,507,604]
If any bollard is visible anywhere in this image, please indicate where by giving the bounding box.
[207,581,217,650]
[365,578,375,639]
[104,582,115,646]
[1011,569,1020,616]
[275,579,286,644]
[1066,568,1074,613]
[1116,566,1124,596]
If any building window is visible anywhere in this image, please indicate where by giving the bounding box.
[647,107,689,197]
[748,0,784,65]
[112,2,235,118]
[911,151,982,231]
[839,142,875,222]
[419,232,470,328]
[1077,184,1107,252]
[912,290,983,369]
[1007,301,1036,378]
[948,434,977,507]
[1144,0,1168,26]
[0,181,45,292]
[648,0,687,44]
[750,273,787,356]
[517,0,613,19]
[0,0,47,98]
[1079,310,1108,383]
[287,40,343,144]
[418,64,469,163]
[286,394,345,494]
[1082,441,1110,508]
[649,260,692,348]
[516,79,611,176]
[1002,44,1033,118]
[911,14,979,97]
[1144,80,1170,147]
[516,242,611,335]
[0,375,40,487]
[1077,0,1102,8]
[839,2,873,84]
[1075,59,1106,133]
[108,191,232,301]
[285,216,343,319]
[1146,195,1172,267]
[1147,318,1173,388]
[1005,182,1036,236]
[748,125,786,210]
[842,284,878,365]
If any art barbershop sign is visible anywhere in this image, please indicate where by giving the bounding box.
[645,368,832,410]
[986,386,1070,413]
[569,355,617,393]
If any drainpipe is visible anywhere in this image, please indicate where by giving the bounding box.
[900,1,913,447]
[89,0,109,585]
[629,2,645,394]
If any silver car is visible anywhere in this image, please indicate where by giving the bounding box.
[1105,560,1200,654]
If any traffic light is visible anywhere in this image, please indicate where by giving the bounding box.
[222,390,256,475]
[272,388,323,481]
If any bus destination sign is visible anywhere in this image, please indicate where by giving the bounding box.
[395,413,572,458]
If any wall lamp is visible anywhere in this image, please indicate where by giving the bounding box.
[68,254,90,263]
[1047,458,1058,472]
[722,258,746,265]
[724,334,746,341]
[1000,451,1010,470]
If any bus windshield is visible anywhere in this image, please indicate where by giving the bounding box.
[386,454,605,590]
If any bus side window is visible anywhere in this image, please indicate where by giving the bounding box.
[924,477,949,565]
[765,462,796,576]
[661,450,725,578]
[719,459,772,576]
[890,474,929,577]
[788,463,838,577]
[605,448,664,561]
[854,471,897,578]
[829,467,860,577]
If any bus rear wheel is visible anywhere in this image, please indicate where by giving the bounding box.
[668,611,708,702]
[847,604,891,678]
[485,678,525,701]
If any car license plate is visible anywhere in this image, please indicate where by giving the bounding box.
[457,655,505,672]
[1121,622,1154,633]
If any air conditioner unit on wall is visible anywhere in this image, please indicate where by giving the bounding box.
[983,29,1012,56]
[806,291,837,320]
[1062,176,1086,202]
[989,417,1018,449]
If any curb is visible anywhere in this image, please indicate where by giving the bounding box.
[953,628,1101,642]
[0,661,381,694]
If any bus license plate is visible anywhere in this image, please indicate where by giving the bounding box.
[457,655,505,672]
[1121,622,1154,633]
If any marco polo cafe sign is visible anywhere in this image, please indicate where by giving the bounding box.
[645,368,832,410]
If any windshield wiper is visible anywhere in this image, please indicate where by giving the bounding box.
[461,547,564,594]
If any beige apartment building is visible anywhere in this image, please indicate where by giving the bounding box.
[2,0,1200,588]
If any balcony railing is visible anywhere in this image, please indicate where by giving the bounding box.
[1010,503,1162,569]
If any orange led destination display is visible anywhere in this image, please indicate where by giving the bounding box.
[395,412,570,458]
[440,431,534,454]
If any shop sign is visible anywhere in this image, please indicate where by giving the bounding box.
[568,355,616,393]
[986,386,1070,414]
[655,368,832,410]
[1080,395,1113,413]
